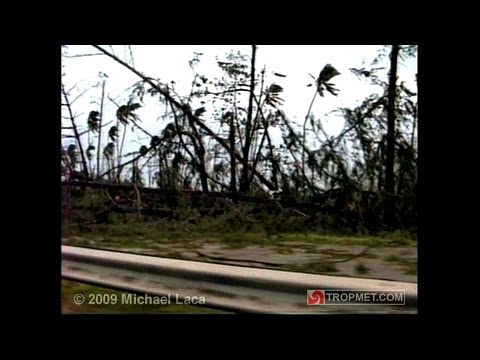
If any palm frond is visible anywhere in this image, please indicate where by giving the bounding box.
[317,64,341,97]
[116,103,141,125]
[86,145,95,160]
[139,145,148,155]
[194,107,206,117]
[108,126,118,142]
[265,83,284,107]
[150,135,161,147]
[87,111,101,132]
[103,143,115,159]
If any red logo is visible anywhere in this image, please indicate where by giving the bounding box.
[307,290,325,305]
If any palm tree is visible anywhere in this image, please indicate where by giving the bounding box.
[302,64,341,194]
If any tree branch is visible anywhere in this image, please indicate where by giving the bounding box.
[92,45,275,191]
[62,84,90,178]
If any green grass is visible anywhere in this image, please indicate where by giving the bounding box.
[66,214,416,250]
[65,220,416,259]
[361,252,379,259]
[62,280,224,314]
[165,250,183,258]
[287,262,338,274]
[355,262,370,275]
[404,262,417,276]
[384,254,402,262]
[377,230,417,245]
[276,247,295,255]
[63,217,417,281]
[381,254,417,277]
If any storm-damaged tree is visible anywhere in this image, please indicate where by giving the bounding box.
[239,45,257,193]
[385,45,400,227]
[90,45,344,198]
[205,48,286,195]
[93,45,281,194]
[84,45,416,231]
[302,64,340,188]
[61,84,90,179]
[340,45,417,228]
[348,45,416,227]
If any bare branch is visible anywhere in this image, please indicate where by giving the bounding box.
[61,84,90,178]
[93,45,276,191]
[63,53,105,58]
[128,45,135,68]
[71,84,98,106]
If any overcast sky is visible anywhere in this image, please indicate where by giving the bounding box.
[61,45,417,168]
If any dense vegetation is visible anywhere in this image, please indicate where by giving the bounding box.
[62,45,417,235]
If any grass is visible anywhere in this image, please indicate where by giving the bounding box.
[165,250,183,258]
[62,280,224,314]
[287,262,338,274]
[381,254,417,277]
[404,262,417,276]
[355,262,370,275]
[377,230,417,245]
[63,215,417,280]
[276,247,295,255]
[361,252,379,259]
[67,207,416,245]
[64,223,417,278]
[65,219,416,251]
[63,201,418,285]
[384,254,402,262]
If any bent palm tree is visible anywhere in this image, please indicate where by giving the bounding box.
[302,64,341,194]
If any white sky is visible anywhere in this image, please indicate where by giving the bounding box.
[61,45,417,164]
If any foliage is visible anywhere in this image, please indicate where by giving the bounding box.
[61,45,417,231]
